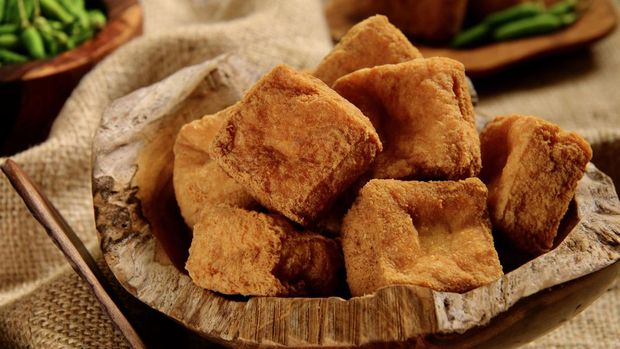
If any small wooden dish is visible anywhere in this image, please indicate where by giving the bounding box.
[0,0,143,156]
[326,0,618,78]
[92,54,620,348]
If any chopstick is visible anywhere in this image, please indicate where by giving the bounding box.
[1,159,146,349]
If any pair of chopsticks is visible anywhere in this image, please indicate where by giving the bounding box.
[1,159,146,349]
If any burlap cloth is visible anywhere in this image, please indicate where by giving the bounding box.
[0,0,618,347]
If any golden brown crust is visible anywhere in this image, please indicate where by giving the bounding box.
[313,15,422,87]
[480,115,593,255]
[333,57,480,180]
[173,111,257,228]
[185,205,343,296]
[210,64,382,226]
[342,178,503,297]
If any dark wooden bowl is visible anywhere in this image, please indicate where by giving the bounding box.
[92,54,620,348]
[0,0,142,156]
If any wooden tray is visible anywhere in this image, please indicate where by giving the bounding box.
[92,54,620,348]
[327,0,618,77]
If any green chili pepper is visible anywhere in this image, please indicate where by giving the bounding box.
[47,19,62,29]
[65,35,73,49]
[68,19,91,44]
[0,0,7,23]
[5,0,20,25]
[0,33,19,48]
[23,0,33,20]
[484,3,544,27]
[548,0,578,15]
[87,9,105,30]
[33,14,45,28]
[32,0,40,17]
[39,28,58,54]
[68,19,81,34]
[72,0,84,10]
[17,0,30,27]
[34,15,60,54]
[21,26,46,58]
[0,47,28,63]
[494,13,562,41]
[33,15,50,32]
[57,0,88,27]
[51,28,72,49]
[451,22,491,48]
[9,0,34,22]
[73,27,91,44]
[63,0,82,10]
[0,24,19,34]
[559,12,577,26]
[16,0,47,59]
[40,0,73,24]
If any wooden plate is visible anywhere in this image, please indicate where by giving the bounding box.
[92,54,620,348]
[326,0,618,78]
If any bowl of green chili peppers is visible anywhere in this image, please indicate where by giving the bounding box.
[451,0,584,48]
[0,0,110,65]
[0,0,141,155]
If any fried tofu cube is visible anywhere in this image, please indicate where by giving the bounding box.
[210,65,382,225]
[313,15,422,87]
[480,115,592,255]
[186,205,343,296]
[333,57,480,180]
[342,178,503,296]
[173,110,257,228]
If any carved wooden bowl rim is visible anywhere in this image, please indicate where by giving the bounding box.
[92,58,620,348]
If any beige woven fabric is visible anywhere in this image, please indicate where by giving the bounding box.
[0,0,618,347]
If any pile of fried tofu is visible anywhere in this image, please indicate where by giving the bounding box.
[174,15,592,297]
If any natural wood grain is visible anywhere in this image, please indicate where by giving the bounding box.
[92,53,620,348]
[427,261,619,349]
[0,0,143,156]
[1,159,145,349]
[326,0,618,77]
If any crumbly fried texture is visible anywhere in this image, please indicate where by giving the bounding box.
[368,0,467,42]
[342,178,503,297]
[333,57,480,180]
[313,15,422,87]
[186,205,343,296]
[173,111,257,228]
[210,64,382,226]
[480,115,593,255]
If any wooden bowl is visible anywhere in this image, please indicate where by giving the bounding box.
[92,54,620,348]
[0,0,142,156]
